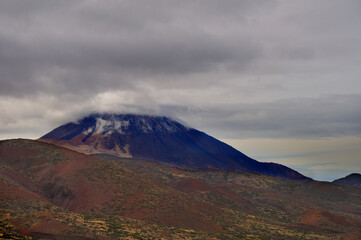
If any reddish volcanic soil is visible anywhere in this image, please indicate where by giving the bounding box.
[0,169,48,202]
[299,209,349,227]
[294,208,361,237]
[0,139,223,232]
[2,139,361,239]
[172,177,213,193]
[39,135,132,158]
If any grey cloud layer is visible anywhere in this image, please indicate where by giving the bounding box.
[0,0,361,141]
[183,95,361,139]
[1,93,360,140]
[0,0,264,96]
[152,94,360,139]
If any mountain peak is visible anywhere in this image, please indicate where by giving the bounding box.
[82,113,186,135]
[42,113,187,141]
[40,113,308,180]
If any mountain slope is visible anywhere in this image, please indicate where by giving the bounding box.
[0,139,223,235]
[1,139,360,239]
[333,173,361,187]
[40,113,307,180]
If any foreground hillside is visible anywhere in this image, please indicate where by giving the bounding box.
[1,139,360,239]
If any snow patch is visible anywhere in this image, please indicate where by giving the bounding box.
[94,117,130,134]
[83,127,94,135]
[114,120,129,132]
[95,118,110,134]
[161,120,177,133]
[86,115,184,135]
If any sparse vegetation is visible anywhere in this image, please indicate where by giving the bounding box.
[1,139,360,239]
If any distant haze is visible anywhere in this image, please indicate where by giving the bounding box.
[0,0,360,181]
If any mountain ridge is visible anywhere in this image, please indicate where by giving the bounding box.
[333,173,361,187]
[40,113,308,180]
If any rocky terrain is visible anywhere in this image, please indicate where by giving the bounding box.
[1,139,360,239]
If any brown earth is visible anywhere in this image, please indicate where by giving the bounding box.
[1,139,361,239]
[0,139,222,233]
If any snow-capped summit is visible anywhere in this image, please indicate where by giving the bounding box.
[40,113,188,158]
[39,113,308,180]
[87,114,185,135]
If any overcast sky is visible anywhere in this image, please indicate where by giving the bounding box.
[1,0,360,181]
